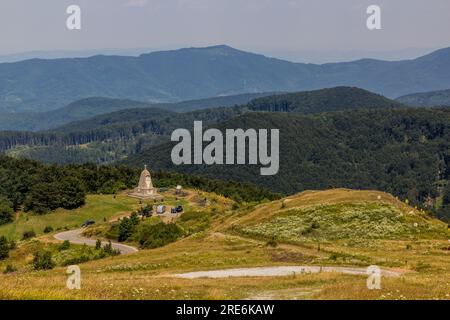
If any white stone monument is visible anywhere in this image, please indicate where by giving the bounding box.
[128,165,163,200]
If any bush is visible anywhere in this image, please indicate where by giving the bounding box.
[4,264,17,274]
[43,226,54,234]
[266,235,278,248]
[9,240,16,250]
[0,236,10,260]
[138,222,184,249]
[95,239,101,250]
[59,240,70,251]
[103,240,120,256]
[22,230,36,240]
[33,251,55,270]
[118,212,140,242]
[0,198,14,225]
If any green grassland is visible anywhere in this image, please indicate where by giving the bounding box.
[0,194,139,240]
[0,188,448,300]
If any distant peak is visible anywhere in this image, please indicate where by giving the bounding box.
[186,45,246,55]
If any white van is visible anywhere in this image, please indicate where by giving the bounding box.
[156,205,166,214]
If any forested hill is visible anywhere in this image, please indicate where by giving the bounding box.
[396,88,450,107]
[0,87,399,157]
[247,87,404,113]
[2,45,450,113]
[124,108,450,221]
[0,93,277,132]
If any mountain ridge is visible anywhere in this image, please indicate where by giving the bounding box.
[1,45,450,113]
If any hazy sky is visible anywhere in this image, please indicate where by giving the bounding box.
[1,0,449,62]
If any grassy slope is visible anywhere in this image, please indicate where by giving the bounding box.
[0,195,138,240]
[230,189,447,242]
[0,188,448,300]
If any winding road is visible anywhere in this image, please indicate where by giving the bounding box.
[54,229,138,254]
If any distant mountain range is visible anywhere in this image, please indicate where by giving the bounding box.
[397,88,450,107]
[1,45,450,113]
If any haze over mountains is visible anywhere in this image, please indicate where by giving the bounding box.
[1,45,450,113]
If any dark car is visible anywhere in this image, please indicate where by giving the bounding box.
[81,220,95,228]
[171,205,183,214]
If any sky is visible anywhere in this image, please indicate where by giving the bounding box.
[0,0,449,63]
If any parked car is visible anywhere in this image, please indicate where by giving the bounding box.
[156,205,166,214]
[171,206,183,214]
[139,205,153,217]
[81,220,95,227]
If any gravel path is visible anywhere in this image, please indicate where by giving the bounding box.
[173,266,402,279]
[54,229,138,254]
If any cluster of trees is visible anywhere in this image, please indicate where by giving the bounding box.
[112,210,184,249]
[118,212,140,242]
[0,156,137,214]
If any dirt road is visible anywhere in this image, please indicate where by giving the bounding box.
[173,266,402,279]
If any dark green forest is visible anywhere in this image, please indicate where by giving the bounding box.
[0,87,402,165]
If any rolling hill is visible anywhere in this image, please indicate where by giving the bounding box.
[232,189,447,242]
[0,87,401,162]
[1,45,450,113]
[397,88,450,107]
[0,93,276,132]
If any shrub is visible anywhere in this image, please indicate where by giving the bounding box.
[43,226,54,234]
[103,240,120,256]
[4,264,17,274]
[95,239,102,250]
[266,235,278,248]
[138,222,184,249]
[9,240,17,250]
[0,198,14,226]
[0,236,10,260]
[33,251,55,270]
[22,230,36,240]
[59,240,70,251]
